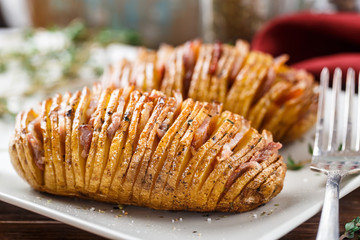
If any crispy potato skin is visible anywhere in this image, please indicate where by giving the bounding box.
[104,40,318,143]
[9,87,286,213]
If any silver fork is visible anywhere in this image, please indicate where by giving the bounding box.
[311,67,360,240]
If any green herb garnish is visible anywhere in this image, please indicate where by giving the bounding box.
[308,143,313,155]
[340,216,360,239]
[286,155,304,171]
[226,119,234,124]
[338,143,343,151]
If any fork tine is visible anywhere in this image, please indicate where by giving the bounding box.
[327,68,342,151]
[340,68,355,151]
[313,68,329,156]
[356,72,360,151]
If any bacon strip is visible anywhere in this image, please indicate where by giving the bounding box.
[208,42,222,75]
[79,124,93,159]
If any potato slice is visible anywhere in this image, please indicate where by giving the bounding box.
[247,81,291,130]
[139,98,194,205]
[84,88,112,191]
[102,90,140,199]
[14,112,38,188]
[118,61,133,89]
[64,91,81,193]
[283,97,317,142]
[174,47,185,95]
[86,89,122,193]
[47,94,62,190]
[224,66,250,113]
[216,136,281,211]
[186,114,243,211]
[126,97,176,205]
[206,128,263,210]
[232,157,284,212]
[97,88,132,196]
[136,62,146,91]
[197,116,251,210]
[232,63,262,116]
[229,40,249,82]
[188,45,206,100]
[173,111,234,210]
[251,157,286,204]
[131,97,178,204]
[53,92,71,192]
[104,59,127,89]
[150,101,203,209]
[225,52,258,113]
[197,45,213,102]
[145,52,159,92]
[15,135,40,189]
[156,44,174,77]
[118,95,155,202]
[182,40,201,98]
[50,93,72,192]
[241,66,269,118]
[37,97,56,191]
[71,87,92,191]
[238,54,272,117]
[9,131,28,183]
[161,53,176,96]
[110,93,149,203]
[160,102,217,210]
[208,46,232,103]
[268,80,314,141]
[21,109,45,187]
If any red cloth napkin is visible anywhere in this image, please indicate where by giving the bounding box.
[251,12,360,81]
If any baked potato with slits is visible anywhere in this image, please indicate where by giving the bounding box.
[9,85,286,212]
[103,39,318,142]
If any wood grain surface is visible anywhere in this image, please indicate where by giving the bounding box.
[1,188,360,240]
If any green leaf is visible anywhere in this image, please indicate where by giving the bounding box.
[346,221,356,232]
[308,143,313,155]
[286,156,304,171]
[341,216,360,239]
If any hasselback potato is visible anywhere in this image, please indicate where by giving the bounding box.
[9,85,286,212]
[103,40,318,142]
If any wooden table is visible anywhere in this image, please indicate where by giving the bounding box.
[1,188,360,240]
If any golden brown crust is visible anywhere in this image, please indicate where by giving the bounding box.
[9,87,286,213]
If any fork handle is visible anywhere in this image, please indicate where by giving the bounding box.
[316,172,342,240]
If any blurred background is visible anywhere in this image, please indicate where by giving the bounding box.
[0,0,359,117]
[1,0,359,47]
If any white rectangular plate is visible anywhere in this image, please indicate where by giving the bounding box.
[1,118,360,240]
